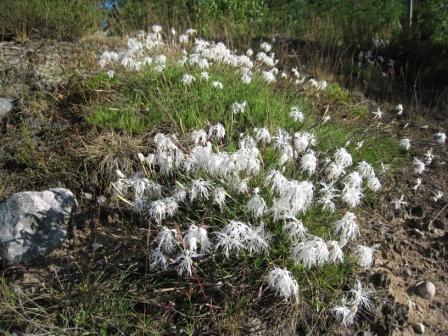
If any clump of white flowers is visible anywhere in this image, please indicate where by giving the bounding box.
[103,26,390,327]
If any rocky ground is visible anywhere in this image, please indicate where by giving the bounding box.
[0,39,447,335]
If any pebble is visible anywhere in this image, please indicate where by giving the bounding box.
[0,97,13,117]
[415,281,436,300]
[412,322,425,334]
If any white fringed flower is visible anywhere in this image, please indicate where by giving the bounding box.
[435,132,446,145]
[265,169,287,193]
[300,150,317,175]
[282,215,307,241]
[181,74,195,85]
[334,212,359,244]
[191,129,208,145]
[396,104,403,115]
[333,305,357,326]
[267,267,299,301]
[190,179,212,202]
[262,70,276,83]
[344,172,362,189]
[412,178,422,191]
[432,190,444,202]
[372,107,383,119]
[424,148,434,165]
[185,224,212,254]
[326,162,345,181]
[357,161,375,178]
[216,220,269,257]
[176,250,194,276]
[334,148,352,169]
[293,132,314,153]
[327,240,344,263]
[200,71,209,81]
[155,227,176,253]
[355,245,374,267]
[208,123,226,141]
[254,127,271,144]
[271,180,314,220]
[211,80,223,89]
[292,236,329,268]
[278,144,294,166]
[150,249,168,270]
[400,138,411,150]
[213,186,227,208]
[318,182,339,212]
[341,186,363,208]
[413,157,425,174]
[367,177,381,192]
[391,194,407,210]
[232,101,247,114]
[247,189,267,218]
[260,42,272,52]
[290,106,304,122]
[149,200,167,223]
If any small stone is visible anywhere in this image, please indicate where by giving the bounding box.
[412,322,425,334]
[0,97,13,117]
[415,281,436,300]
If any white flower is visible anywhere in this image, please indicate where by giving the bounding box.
[247,190,267,218]
[432,190,444,202]
[412,178,422,191]
[213,186,227,208]
[232,101,247,114]
[300,150,317,175]
[290,106,304,122]
[396,104,403,115]
[216,220,269,257]
[191,129,208,145]
[424,148,434,165]
[282,215,307,241]
[246,48,254,57]
[149,200,167,223]
[150,249,168,270]
[413,157,425,174]
[260,42,272,52]
[326,162,345,181]
[262,70,276,83]
[179,34,189,43]
[435,132,446,145]
[292,236,329,268]
[293,132,312,153]
[333,305,357,326]
[151,25,162,33]
[367,177,381,192]
[176,250,194,277]
[344,171,363,189]
[271,180,314,219]
[278,143,294,166]
[186,28,197,35]
[334,212,359,244]
[341,186,363,208]
[400,138,411,150]
[267,267,299,301]
[391,194,407,210]
[200,71,209,81]
[106,69,115,78]
[155,227,176,254]
[190,179,212,202]
[334,148,352,169]
[181,74,195,85]
[327,240,344,263]
[254,127,271,144]
[355,245,374,267]
[211,80,223,89]
[357,161,375,178]
[372,107,383,119]
[318,182,339,212]
[185,224,211,254]
[208,123,226,140]
[265,169,287,193]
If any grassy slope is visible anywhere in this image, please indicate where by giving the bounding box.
[0,39,406,335]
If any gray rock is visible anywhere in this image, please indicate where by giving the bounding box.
[412,322,425,334]
[0,188,76,263]
[415,281,436,300]
[0,97,13,117]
